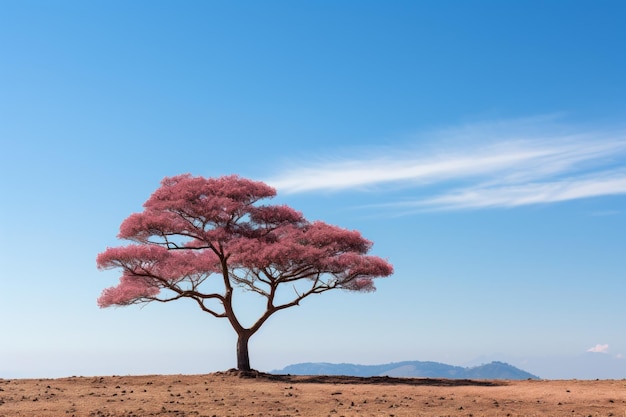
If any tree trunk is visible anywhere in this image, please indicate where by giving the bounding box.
[236,332,252,372]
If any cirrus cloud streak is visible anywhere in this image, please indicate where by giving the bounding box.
[266,119,626,212]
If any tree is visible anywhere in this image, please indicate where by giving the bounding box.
[97,174,393,372]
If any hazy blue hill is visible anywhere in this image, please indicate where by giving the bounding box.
[463,361,538,379]
[272,360,539,380]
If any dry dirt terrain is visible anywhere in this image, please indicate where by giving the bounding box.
[1,371,624,417]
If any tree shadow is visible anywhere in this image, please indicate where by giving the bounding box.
[218,369,505,387]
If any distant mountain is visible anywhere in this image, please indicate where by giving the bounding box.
[464,352,626,380]
[272,360,539,380]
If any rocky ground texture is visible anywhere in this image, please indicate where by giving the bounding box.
[1,370,624,416]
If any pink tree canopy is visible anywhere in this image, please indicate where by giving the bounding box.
[97,174,393,371]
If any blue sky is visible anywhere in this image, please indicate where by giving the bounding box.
[1,1,625,379]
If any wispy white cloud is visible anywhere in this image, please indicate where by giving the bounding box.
[266,118,626,211]
[408,170,626,211]
[587,344,610,354]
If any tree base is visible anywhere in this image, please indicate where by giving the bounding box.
[218,368,266,378]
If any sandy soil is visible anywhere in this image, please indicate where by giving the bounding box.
[1,371,624,416]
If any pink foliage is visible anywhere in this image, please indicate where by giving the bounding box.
[98,274,160,307]
[97,244,221,305]
[304,221,372,254]
[144,174,275,217]
[341,277,376,292]
[97,244,169,266]
[118,211,188,241]
[227,221,390,288]
[98,245,220,278]
[249,205,304,226]
[97,174,393,308]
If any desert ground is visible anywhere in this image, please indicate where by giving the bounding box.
[1,371,624,417]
